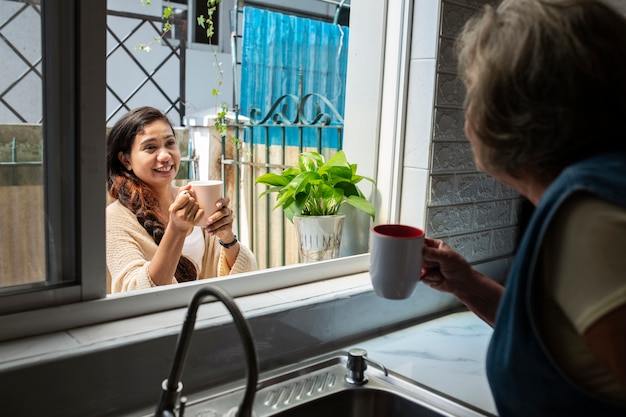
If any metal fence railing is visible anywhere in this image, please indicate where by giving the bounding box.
[217,93,344,269]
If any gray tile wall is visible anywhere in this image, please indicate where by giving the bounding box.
[426,0,522,263]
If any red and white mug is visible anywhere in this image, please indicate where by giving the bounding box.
[369,224,425,300]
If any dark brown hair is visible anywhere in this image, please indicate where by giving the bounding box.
[457,0,626,181]
[107,106,197,282]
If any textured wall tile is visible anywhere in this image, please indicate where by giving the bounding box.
[474,174,498,201]
[456,173,480,203]
[433,109,466,142]
[490,227,519,257]
[429,174,457,206]
[436,73,465,107]
[446,231,492,263]
[458,173,497,202]
[441,2,480,38]
[451,0,497,9]
[431,141,475,173]
[495,181,519,199]
[430,173,498,205]
[427,204,474,236]
[437,38,457,73]
[423,0,521,264]
[475,175,497,199]
[474,200,516,230]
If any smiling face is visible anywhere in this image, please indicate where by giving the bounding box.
[118,120,180,191]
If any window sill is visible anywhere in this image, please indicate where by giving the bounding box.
[0,256,512,370]
[0,273,373,369]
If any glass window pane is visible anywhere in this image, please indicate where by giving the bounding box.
[0,0,106,322]
[0,0,45,289]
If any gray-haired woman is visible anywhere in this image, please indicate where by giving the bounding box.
[421,0,626,414]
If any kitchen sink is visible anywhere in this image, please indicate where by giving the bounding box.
[270,388,450,417]
[151,350,493,417]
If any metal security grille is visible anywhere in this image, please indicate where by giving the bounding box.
[106,9,187,126]
[0,2,188,125]
[0,0,42,123]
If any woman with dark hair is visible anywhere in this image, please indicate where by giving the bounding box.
[106,106,257,293]
[421,0,626,415]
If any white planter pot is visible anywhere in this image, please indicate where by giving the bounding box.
[293,214,345,263]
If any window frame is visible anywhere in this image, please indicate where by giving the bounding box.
[0,0,107,316]
[0,0,411,342]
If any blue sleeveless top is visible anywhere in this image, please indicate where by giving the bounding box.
[486,153,626,416]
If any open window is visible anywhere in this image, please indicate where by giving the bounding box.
[0,0,405,342]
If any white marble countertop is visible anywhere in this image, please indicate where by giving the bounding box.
[354,310,497,415]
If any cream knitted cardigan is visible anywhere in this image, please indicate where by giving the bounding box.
[106,200,258,293]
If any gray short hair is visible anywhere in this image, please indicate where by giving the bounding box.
[457,0,626,181]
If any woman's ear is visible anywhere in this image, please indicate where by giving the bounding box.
[118,151,132,171]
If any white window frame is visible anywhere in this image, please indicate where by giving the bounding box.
[0,0,411,342]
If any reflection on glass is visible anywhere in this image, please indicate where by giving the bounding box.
[0,0,45,289]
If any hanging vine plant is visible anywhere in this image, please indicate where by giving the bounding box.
[136,0,229,139]
[197,0,229,139]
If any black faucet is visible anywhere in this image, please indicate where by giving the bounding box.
[155,285,259,417]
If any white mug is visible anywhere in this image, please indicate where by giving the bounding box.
[369,224,425,300]
[189,180,223,226]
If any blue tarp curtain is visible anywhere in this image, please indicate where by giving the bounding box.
[240,7,349,148]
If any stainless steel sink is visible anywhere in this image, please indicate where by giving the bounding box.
[159,350,494,417]
[269,387,454,417]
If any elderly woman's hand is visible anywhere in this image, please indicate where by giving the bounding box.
[203,196,236,243]
[422,236,503,327]
[421,237,475,295]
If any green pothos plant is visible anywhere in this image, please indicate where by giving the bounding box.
[137,0,230,140]
[255,151,376,223]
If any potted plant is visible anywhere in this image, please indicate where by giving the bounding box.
[255,150,375,262]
